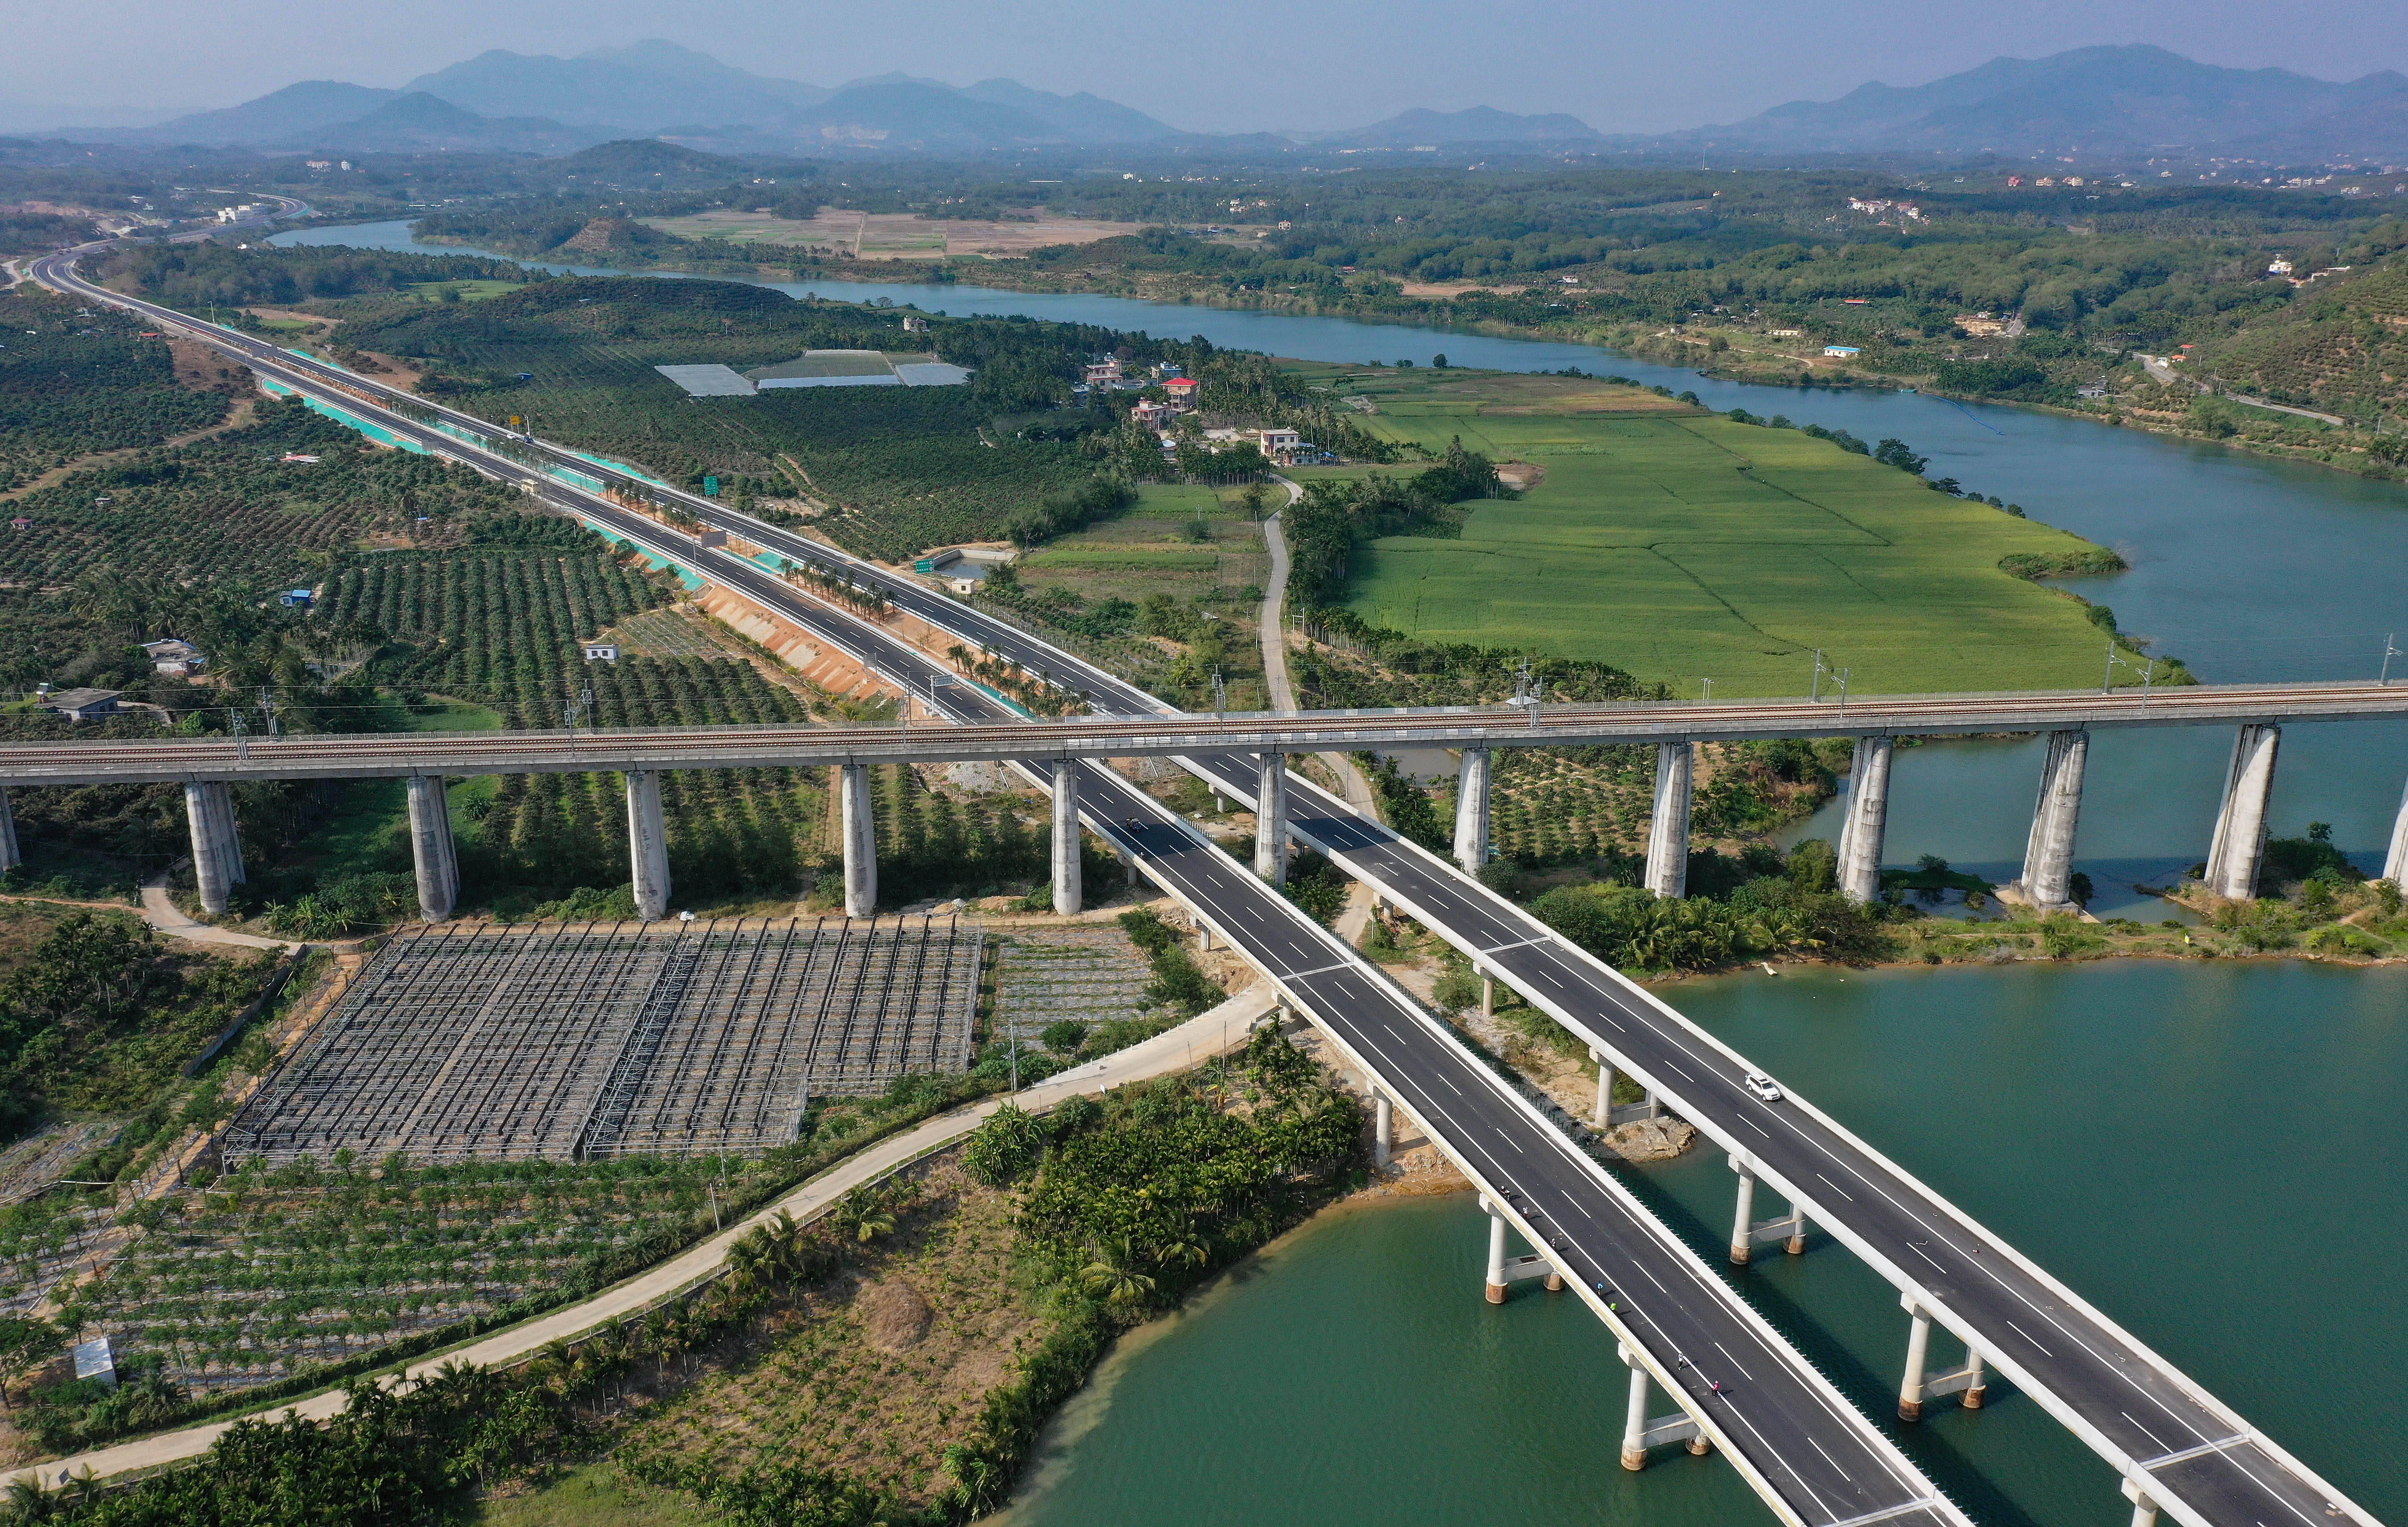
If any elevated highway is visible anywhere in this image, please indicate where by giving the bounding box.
[9,678,2408,785]
[27,245,2386,1527]
[23,242,1976,1527]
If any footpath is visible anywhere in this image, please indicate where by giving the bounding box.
[1257,489,1378,817]
[4,984,1280,1492]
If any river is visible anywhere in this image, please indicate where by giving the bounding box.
[998,961,2408,1527]
[278,222,2408,1523]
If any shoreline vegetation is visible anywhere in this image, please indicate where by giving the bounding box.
[408,224,2408,486]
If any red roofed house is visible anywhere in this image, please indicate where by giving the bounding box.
[1164,377,1201,404]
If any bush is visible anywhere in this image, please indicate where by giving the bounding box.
[963,1102,1049,1186]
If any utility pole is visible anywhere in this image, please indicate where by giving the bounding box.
[1701,677,1713,704]
[1811,649,1824,702]
[1834,669,1849,723]
[2384,633,2400,687]
[2102,637,2118,695]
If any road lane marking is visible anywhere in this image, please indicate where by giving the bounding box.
[2004,1321,2052,1356]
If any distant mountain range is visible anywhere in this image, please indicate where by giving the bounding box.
[1677,45,2408,161]
[80,40,1598,156]
[33,42,2408,162]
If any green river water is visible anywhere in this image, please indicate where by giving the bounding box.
[997,961,2408,1527]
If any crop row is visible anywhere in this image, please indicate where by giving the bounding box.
[0,291,230,491]
[78,1158,771,1394]
[326,549,828,898]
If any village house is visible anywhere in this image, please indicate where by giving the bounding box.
[139,638,206,677]
[1163,377,1201,405]
[40,687,121,722]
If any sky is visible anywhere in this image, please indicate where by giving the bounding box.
[9,0,2408,134]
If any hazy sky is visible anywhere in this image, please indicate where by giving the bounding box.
[12,0,2408,133]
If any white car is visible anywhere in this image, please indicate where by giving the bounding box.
[1742,1071,1784,1102]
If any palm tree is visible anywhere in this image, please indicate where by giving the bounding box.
[1079,1237,1157,1309]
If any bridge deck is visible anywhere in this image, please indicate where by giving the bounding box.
[7,677,2408,785]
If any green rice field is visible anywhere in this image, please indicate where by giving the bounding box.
[1339,374,2128,696]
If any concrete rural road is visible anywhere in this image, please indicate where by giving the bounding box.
[4,986,1278,1492]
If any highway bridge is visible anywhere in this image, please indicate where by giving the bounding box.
[26,243,2390,1527]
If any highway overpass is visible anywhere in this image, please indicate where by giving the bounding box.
[27,243,2388,1527]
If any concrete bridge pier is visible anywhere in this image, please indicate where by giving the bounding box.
[0,787,18,873]
[1620,1349,1653,1471]
[1254,752,1287,884]
[1050,760,1082,916]
[1482,1197,1510,1303]
[1836,735,1894,904]
[840,763,877,918]
[2205,723,2281,899]
[2016,729,2090,910]
[1619,1344,1709,1468]
[182,780,245,915]
[405,775,458,922]
[1453,747,1490,872]
[625,770,671,921]
[1899,1301,1935,1421]
[2382,774,2408,885]
[1372,1088,1393,1166]
[1644,741,1694,898]
[1729,1161,1758,1265]
[1589,1048,1615,1128]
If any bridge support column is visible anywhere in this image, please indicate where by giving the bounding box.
[1644,741,1694,898]
[2017,729,2090,910]
[1590,1049,1614,1128]
[211,781,246,888]
[1961,1346,1988,1409]
[183,781,241,916]
[1729,1160,1757,1266]
[1620,1348,1651,1471]
[1480,969,1495,1018]
[2385,773,2408,886]
[1373,1090,1393,1167]
[2205,723,2281,899]
[1453,747,1490,872]
[0,787,18,874]
[2122,1480,2159,1527]
[1836,735,1894,904]
[1050,760,1083,917]
[1899,1302,1934,1422]
[840,764,876,918]
[405,775,458,922]
[1254,753,1287,884]
[625,769,671,921]
[1483,1197,1509,1304]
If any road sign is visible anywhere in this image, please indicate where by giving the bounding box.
[703,476,720,497]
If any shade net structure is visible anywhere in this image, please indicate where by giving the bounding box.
[225,918,982,1166]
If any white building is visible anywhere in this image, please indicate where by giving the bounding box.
[139,638,206,677]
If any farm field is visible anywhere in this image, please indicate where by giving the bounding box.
[1002,483,1273,710]
[1322,366,2133,696]
[0,287,234,492]
[639,208,1151,261]
[323,277,1103,562]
